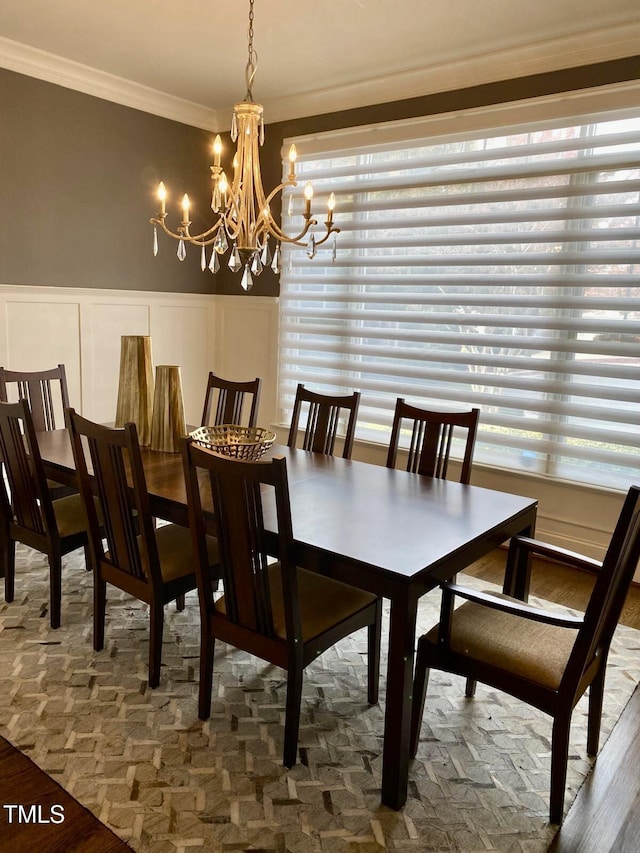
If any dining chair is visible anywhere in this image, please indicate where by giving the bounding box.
[0,364,70,431]
[287,383,360,459]
[410,484,640,824]
[66,409,221,688]
[0,399,92,629]
[201,372,261,428]
[181,438,383,767]
[0,364,77,499]
[386,398,480,483]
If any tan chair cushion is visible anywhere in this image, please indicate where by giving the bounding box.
[216,563,377,642]
[51,493,94,538]
[154,524,220,583]
[424,592,578,690]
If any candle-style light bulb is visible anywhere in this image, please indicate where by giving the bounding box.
[219,173,228,195]
[304,181,314,218]
[327,191,336,224]
[213,134,222,167]
[288,144,297,179]
[157,181,167,216]
[181,193,190,223]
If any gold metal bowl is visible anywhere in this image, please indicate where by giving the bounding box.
[189,424,276,461]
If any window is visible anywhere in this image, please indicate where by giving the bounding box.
[278,89,640,490]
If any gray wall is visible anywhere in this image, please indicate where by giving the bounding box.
[0,69,216,293]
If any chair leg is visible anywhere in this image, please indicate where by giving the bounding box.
[93,575,107,651]
[283,663,304,768]
[410,638,431,758]
[550,712,572,824]
[176,593,186,612]
[367,599,382,704]
[83,543,92,571]
[587,664,607,756]
[465,677,477,697]
[49,552,62,629]
[2,538,16,603]
[198,631,215,720]
[148,603,164,689]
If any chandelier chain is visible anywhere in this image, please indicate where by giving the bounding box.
[245,0,257,99]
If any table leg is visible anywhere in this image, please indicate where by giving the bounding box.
[503,515,537,599]
[381,587,419,810]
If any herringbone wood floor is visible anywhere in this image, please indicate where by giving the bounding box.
[1,548,639,851]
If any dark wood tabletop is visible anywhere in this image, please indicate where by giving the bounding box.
[36,428,538,810]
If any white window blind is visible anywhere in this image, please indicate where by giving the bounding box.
[278,96,640,490]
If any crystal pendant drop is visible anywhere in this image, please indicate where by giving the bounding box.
[306,231,316,259]
[228,245,242,273]
[200,244,206,271]
[177,239,186,261]
[260,240,272,266]
[332,232,338,262]
[153,226,158,257]
[251,252,263,276]
[208,249,220,274]
[241,264,254,292]
[230,111,238,142]
[214,226,228,255]
[271,243,281,274]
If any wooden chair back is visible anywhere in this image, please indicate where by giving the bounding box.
[0,365,70,432]
[386,398,479,483]
[287,384,360,459]
[564,484,640,693]
[201,372,261,427]
[66,409,161,587]
[182,441,301,644]
[0,399,55,544]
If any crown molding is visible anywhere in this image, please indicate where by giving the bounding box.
[0,36,221,130]
[260,22,640,124]
[1,22,639,131]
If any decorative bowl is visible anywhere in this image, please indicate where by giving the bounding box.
[189,424,276,461]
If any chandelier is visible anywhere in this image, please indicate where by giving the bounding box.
[150,0,339,291]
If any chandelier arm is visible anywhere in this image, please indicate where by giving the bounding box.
[311,224,342,247]
[267,218,317,244]
[260,180,296,217]
[150,216,224,246]
[222,207,243,242]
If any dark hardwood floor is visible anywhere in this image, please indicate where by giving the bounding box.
[0,736,131,852]
[466,552,640,853]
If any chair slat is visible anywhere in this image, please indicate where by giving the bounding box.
[287,384,360,460]
[387,398,479,484]
[0,365,70,432]
[201,373,261,428]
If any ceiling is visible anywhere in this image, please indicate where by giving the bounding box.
[1,0,638,129]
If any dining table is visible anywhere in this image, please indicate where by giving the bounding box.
[36,428,538,810]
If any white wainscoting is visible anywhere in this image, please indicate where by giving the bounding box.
[0,284,215,425]
[0,283,279,428]
[0,283,632,574]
